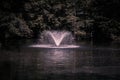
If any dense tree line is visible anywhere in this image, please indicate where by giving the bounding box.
[0,0,120,45]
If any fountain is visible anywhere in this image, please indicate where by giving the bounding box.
[48,31,70,46]
[29,30,79,48]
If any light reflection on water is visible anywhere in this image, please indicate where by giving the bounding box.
[36,49,76,73]
[0,43,120,80]
[47,49,67,63]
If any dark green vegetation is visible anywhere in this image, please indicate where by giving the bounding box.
[0,0,120,45]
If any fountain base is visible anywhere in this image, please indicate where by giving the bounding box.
[29,44,79,49]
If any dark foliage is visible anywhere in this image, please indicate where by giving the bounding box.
[0,0,120,43]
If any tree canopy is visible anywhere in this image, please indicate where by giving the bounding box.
[0,0,120,42]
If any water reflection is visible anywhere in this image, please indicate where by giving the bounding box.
[0,44,120,80]
[37,49,76,73]
[47,49,68,63]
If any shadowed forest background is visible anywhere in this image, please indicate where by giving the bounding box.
[0,0,120,47]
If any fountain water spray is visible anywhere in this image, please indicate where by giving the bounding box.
[48,31,70,46]
[29,30,79,48]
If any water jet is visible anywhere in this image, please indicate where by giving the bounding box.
[29,30,79,48]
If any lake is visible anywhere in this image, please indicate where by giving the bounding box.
[0,40,120,80]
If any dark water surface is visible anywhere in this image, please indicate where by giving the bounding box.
[0,41,120,80]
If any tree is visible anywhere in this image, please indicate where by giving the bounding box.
[0,0,120,42]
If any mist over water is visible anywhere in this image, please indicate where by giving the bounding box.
[30,30,79,48]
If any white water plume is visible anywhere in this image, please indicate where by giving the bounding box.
[48,31,70,46]
[29,30,79,48]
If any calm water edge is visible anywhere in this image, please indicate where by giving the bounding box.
[0,40,120,80]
